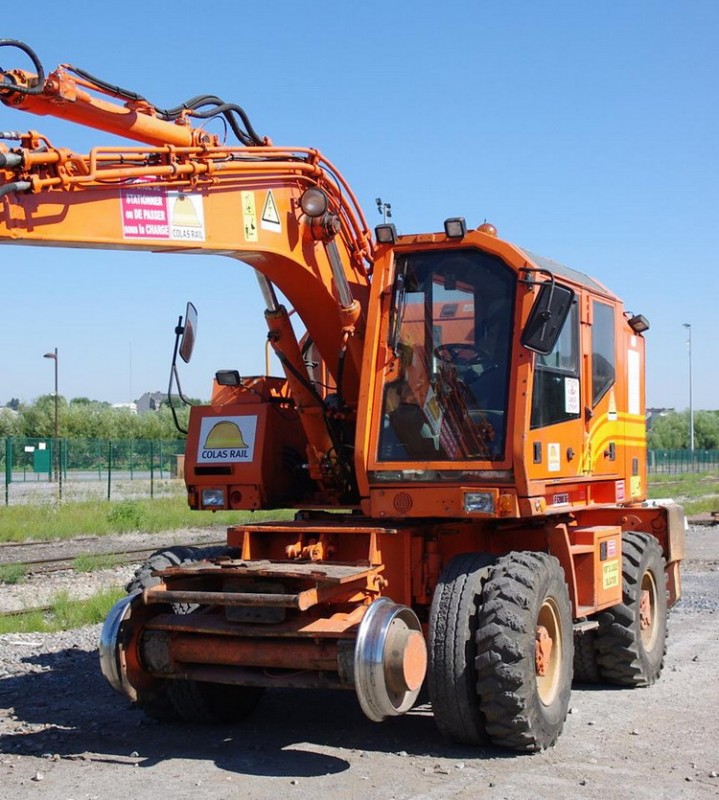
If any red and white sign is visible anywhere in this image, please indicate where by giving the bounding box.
[121,188,205,241]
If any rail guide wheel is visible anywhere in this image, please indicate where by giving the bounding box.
[354,597,427,721]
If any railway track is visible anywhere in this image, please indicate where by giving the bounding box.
[0,537,227,619]
[0,538,226,575]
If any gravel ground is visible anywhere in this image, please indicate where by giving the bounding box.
[0,524,717,800]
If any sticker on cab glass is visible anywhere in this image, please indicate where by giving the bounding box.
[197,416,257,463]
[564,377,580,414]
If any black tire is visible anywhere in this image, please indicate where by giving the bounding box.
[572,629,600,684]
[594,532,667,687]
[126,545,234,595]
[475,552,574,751]
[127,545,242,722]
[166,680,264,724]
[427,552,496,745]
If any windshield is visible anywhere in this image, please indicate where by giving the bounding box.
[378,249,515,462]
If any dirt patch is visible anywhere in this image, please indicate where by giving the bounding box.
[0,526,718,800]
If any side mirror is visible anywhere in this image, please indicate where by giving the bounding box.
[521,282,574,355]
[179,302,197,363]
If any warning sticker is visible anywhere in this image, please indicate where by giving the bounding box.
[616,479,626,502]
[547,442,561,472]
[423,386,442,436]
[121,188,205,241]
[242,191,258,242]
[196,416,258,463]
[603,560,620,590]
[565,377,580,414]
[260,190,281,233]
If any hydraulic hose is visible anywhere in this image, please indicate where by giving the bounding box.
[0,40,44,94]
[0,181,30,198]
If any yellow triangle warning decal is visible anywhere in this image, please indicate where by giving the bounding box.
[261,191,281,232]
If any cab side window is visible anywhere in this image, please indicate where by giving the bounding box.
[530,301,580,428]
[592,301,615,406]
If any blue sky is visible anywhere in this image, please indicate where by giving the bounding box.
[1,1,716,409]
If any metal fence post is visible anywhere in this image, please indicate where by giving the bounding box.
[4,437,11,506]
[107,441,112,501]
[150,440,154,499]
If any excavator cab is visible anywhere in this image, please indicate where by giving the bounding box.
[377,248,515,462]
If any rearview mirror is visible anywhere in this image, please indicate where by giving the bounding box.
[179,302,197,363]
[521,282,574,355]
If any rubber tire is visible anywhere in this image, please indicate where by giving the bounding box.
[166,680,264,724]
[127,545,239,722]
[126,545,234,596]
[594,532,667,687]
[572,629,600,684]
[427,552,496,745]
[475,551,574,752]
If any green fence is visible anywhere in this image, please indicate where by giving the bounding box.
[1,437,186,504]
[647,449,719,475]
[2,437,717,505]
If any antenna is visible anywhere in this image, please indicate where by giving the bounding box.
[375,197,392,223]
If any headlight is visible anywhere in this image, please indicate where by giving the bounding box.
[463,491,495,514]
[201,488,225,508]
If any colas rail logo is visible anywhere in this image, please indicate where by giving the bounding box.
[198,416,257,462]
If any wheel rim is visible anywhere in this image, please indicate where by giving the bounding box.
[536,597,563,706]
[639,569,659,650]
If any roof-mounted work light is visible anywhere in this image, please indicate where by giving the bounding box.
[215,369,242,386]
[375,223,397,244]
[628,314,650,334]
[444,217,467,239]
[299,188,328,217]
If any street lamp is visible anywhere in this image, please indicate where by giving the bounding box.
[682,324,694,457]
[43,347,62,498]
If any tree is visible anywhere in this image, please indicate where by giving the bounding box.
[647,410,719,450]
[6,395,191,441]
[0,407,20,437]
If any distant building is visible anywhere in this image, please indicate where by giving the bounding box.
[646,407,675,430]
[136,392,166,413]
[111,402,138,414]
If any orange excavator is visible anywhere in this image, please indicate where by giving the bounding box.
[0,40,685,751]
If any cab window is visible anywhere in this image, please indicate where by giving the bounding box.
[592,301,615,406]
[530,301,580,428]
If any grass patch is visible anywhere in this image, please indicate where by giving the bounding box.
[71,553,125,573]
[648,472,719,499]
[0,497,294,543]
[0,563,27,585]
[648,472,719,515]
[682,496,719,517]
[0,587,125,634]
